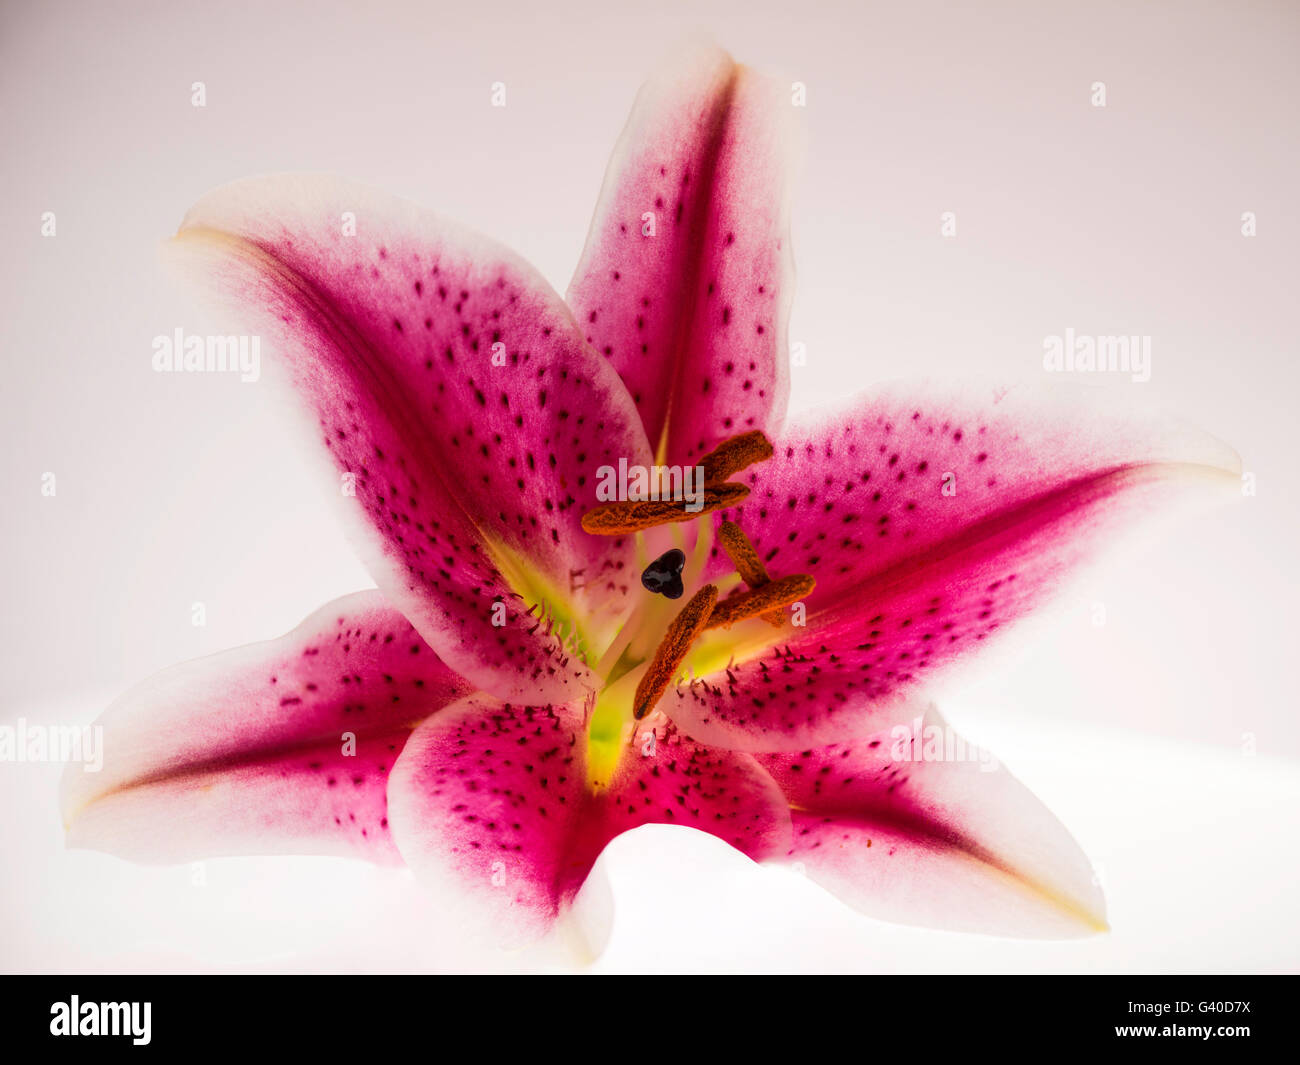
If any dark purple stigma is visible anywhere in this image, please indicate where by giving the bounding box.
[641,548,687,600]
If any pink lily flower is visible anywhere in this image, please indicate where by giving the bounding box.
[62,45,1238,955]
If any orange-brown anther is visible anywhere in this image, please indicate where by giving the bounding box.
[718,520,784,627]
[581,484,749,536]
[704,573,815,630]
[699,430,774,486]
[717,520,769,585]
[632,583,719,720]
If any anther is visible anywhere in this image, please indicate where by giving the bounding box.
[633,583,718,719]
[581,484,749,536]
[717,520,784,626]
[699,430,774,486]
[703,573,815,630]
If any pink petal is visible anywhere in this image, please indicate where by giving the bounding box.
[387,696,791,946]
[671,384,1239,750]
[62,592,472,865]
[759,704,1107,937]
[568,43,795,461]
[167,175,654,703]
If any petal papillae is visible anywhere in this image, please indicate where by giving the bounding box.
[759,704,1107,937]
[568,44,795,463]
[387,694,791,946]
[665,384,1240,751]
[62,592,473,864]
[168,175,654,704]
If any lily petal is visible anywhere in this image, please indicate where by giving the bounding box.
[167,175,654,703]
[62,592,472,864]
[759,704,1107,937]
[568,43,795,462]
[387,695,791,946]
[670,383,1240,750]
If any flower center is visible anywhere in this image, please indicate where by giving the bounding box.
[578,431,816,787]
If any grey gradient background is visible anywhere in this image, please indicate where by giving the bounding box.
[1,0,1297,972]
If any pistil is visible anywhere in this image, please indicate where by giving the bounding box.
[632,584,719,719]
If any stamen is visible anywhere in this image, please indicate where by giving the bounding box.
[632,583,718,719]
[581,484,749,536]
[699,430,774,485]
[703,573,815,630]
[717,520,784,626]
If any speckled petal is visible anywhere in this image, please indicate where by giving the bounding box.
[387,696,790,947]
[758,704,1107,937]
[167,175,654,703]
[668,383,1240,750]
[568,43,795,462]
[62,592,472,864]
